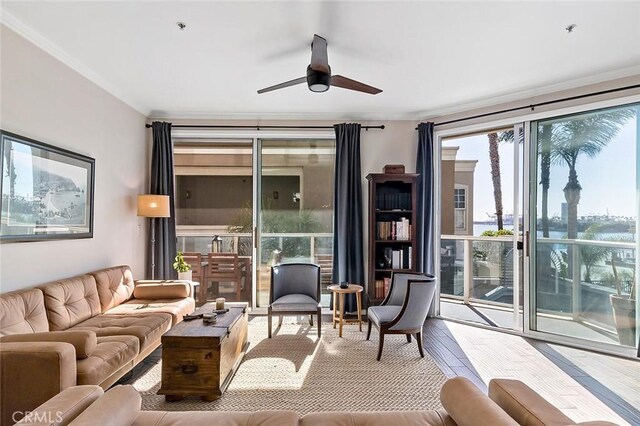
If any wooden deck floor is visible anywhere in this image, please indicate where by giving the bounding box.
[422,318,640,426]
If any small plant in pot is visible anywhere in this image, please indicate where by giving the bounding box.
[609,250,637,347]
[173,251,192,281]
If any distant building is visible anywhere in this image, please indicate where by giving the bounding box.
[441,147,477,236]
[561,202,568,224]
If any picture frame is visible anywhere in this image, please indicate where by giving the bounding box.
[0,130,95,243]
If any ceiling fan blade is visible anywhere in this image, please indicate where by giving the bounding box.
[257,77,307,94]
[331,75,382,95]
[310,34,329,74]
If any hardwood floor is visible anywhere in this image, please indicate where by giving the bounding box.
[422,318,640,426]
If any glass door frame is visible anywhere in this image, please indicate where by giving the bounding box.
[433,92,640,358]
[171,128,335,309]
[434,123,525,332]
[253,132,336,308]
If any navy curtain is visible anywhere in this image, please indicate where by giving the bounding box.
[416,122,435,275]
[150,121,177,280]
[332,123,364,313]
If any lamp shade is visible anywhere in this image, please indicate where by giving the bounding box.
[137,194,170,218]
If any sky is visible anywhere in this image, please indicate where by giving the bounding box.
[443,112,639,222]
[2,141,87,198]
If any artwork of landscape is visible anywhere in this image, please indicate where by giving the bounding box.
[1,132,94,241]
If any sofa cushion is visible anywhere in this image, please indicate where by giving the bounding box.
[488,378,576,426]
[89,266,135,312]
[76,336,139,385]
[14,385,104,426]
[133,411,300,426]
[71,313,171,352]
[133,281,191,299]
[0,288,49,335]
[105,298,195,326]
[271,294,319,312]
[367,306,402,325]
[300,410,453,426]
[0,330,97,359]
[70,385,140,426]
[39,275,101,331]
[441,377,519,426]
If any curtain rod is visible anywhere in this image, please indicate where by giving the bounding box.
[416,83,640,129]
[145,124,385,130]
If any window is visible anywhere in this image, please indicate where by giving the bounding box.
[454,186,467,231]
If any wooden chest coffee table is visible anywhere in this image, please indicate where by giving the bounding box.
[158,302,248,401]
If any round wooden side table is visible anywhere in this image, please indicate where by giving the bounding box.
[327,284,363,337]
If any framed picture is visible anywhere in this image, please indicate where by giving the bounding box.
[0,130,95,243]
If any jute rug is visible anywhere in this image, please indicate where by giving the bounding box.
[132,318,447,414]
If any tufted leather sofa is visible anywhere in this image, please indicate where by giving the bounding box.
[0,265,195,425]
[14,377,620,426]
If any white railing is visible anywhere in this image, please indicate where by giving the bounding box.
[441,234,636,327]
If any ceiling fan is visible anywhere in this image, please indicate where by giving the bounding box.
[257,34,382,95]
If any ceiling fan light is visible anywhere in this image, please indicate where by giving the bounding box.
[309,83,329,92]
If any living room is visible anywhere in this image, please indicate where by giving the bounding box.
[1,1,639,426]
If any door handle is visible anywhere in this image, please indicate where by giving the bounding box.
[525,231,530,257]
[253,227,258,249]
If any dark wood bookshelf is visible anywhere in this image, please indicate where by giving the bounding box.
[366,173,419,305]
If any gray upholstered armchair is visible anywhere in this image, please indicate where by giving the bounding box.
[366,272,436,360]
[268,263,322,338]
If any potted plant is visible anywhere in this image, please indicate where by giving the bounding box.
[609,250,637,347]
[173,251,192,281]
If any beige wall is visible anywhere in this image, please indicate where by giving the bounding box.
[0,25,148,292]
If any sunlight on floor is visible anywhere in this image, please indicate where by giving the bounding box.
[230,321,322,391]
[441,321,633,425]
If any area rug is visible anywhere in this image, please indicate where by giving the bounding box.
[132,318,447,414]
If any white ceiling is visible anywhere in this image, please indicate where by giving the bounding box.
[3,1,640,120]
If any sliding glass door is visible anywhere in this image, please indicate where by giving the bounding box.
[439,124,524,330]
[255,139,336,307]
[530,103,640,353]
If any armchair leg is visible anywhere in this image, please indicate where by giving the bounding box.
[377,331,385,361]
[416,332,425,358]
[406,334,412,343]
[317,308,322,338]
[309,315,313,326]
[268,309,272,338]
[366,320,372,340]
[278,315,283,326]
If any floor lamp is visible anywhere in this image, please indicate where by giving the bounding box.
[137,194,170,280]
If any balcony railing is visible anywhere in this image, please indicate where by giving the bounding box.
[441,234,636,332]
[441,235,519,307]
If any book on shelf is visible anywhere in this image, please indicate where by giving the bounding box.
[374,277,392,299]
[382,246,412,270]
[376,192,411,210]
[376,218,411,240]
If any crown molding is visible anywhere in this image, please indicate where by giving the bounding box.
[147,110,420,121]
[1,10,150,116]
[417,65,640,121]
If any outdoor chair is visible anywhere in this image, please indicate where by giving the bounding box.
[203,253,243,302]
[367,272,437,360]
[268,263,321,338]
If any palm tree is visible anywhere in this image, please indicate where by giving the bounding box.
[487,132,504,229]
[538,124,553,238]
[486,130,515,231]
[551,108,634,239]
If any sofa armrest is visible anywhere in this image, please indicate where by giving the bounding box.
[488,378,575,426]
[14,385,103,426]
[133,280,191,299]
[70,385,140,426]
[0,330,97,359]
[440,377,519,426]
[0,341,77,425]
